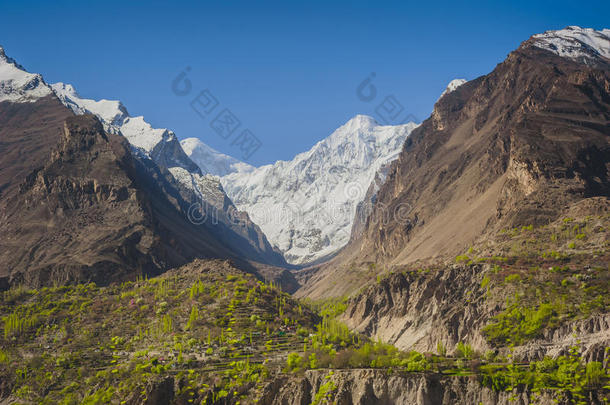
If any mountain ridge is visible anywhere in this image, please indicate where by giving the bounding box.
[0,47,289,288]
[49,78,285,268]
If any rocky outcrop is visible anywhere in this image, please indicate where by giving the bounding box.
[259,369,604,405]
[340,262,610,365]
[341,264,492,354]
[0,109,163,287]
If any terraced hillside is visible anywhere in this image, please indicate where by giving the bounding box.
[1,257,609,404]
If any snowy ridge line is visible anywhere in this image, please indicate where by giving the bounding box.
[530,26,610,61]
[0,46,52,103]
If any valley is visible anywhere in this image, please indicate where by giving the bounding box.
[0,24,609,405]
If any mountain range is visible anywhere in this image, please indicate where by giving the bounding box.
[48,66,424,267]
[0,43,424,283]
[0,25,609,405]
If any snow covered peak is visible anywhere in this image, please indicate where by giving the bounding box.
[220,115,419,265]
[530,26,610,61]
[181,138,254,177]
[0,47,17,66]
[0,46,52,103]
[439,79,467,99]
[298,114,413,168]
[52,82,78,98]
[339,114,378,132]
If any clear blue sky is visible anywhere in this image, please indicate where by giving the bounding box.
[1,0,609,165]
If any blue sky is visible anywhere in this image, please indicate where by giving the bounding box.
[1,0,609,165]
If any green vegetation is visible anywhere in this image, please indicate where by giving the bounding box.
[483,301,559,345]
[461,215,610,347]
[436,341,447,356]
[480,347,609,404]
[455,341,475,359]
[0,213,608,404]
[0,266,317,404]
[312,373,337,405]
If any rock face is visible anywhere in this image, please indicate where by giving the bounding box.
[298,27,610,298]
[340,261,610,362]
[342,264,491,354]
[350,161,392,241]
[259,369,605,405]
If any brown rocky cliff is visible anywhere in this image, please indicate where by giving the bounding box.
[0,112,160,287]
[258,369,606,405]
[364,45,610,264]
[0,102,249,288]
[297,40,610,299]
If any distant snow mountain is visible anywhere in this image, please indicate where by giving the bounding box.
[181,138,254,177]
[217,115,418,265]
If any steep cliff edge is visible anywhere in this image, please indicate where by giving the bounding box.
[259,369,606,405]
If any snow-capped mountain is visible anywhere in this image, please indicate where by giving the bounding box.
[217,115,418,265]
[529,26,610,61]
[49,80,285,266]
[0,47,52,103]
[181,138,254,177]
[51,82,236,206]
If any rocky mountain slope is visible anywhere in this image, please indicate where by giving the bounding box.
[342,198,609,355]
[50,81,285,268]
[298,25,610,299]
[0,47,289,288]
[0,107,228,287]
[217,115,418,265]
